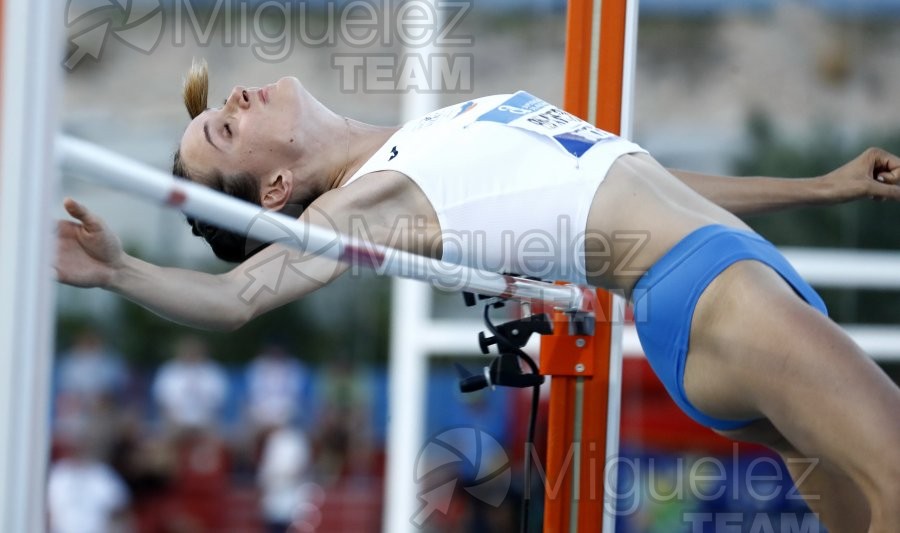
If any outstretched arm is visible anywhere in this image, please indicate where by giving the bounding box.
[56,199,348,331]
[668,147,900,215]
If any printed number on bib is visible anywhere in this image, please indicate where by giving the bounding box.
[477,91,619,158]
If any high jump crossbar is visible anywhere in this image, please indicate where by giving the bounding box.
[58,135,595,313]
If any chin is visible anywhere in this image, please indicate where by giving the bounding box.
[276,76,304,93]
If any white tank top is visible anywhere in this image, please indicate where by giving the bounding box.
[343,92,646,285]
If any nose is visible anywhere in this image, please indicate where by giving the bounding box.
[226,85,251,110]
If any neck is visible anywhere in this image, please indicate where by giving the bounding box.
[287,112,399,201]
[328,119,400,189]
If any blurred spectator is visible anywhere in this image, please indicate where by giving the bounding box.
[245,341,310,431]
[106,415,181,533]
[257,425,322,533]
[54,329,131,467]
[152,336,228,433]
[48,427,132,533]
[57,328,128,404]
[315,358,375,484]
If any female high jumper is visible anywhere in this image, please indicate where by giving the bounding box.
[56,62,900,532]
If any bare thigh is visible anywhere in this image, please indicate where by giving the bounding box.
[681,260,900,505]
[719,418,870,533]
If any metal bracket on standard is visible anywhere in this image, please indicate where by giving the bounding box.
[457,291,550,393]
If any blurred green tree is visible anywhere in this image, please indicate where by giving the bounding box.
[734,112,900,325]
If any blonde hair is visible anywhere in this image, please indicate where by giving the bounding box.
[182,58,209,119]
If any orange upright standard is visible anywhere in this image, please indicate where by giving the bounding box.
[540,0,637,531]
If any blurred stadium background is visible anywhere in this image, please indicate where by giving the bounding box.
[53,0,900,531]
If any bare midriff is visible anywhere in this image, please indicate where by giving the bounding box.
[584,153,752,297]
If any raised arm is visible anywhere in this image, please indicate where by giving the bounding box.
[56,199,348,331]
[668,147,900,215]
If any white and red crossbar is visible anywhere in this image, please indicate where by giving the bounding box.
[58,135,594,312]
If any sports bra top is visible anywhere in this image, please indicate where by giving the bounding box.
[342,91,645,284]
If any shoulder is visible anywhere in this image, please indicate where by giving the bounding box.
[306,170,414,233]
[320,170,412,210]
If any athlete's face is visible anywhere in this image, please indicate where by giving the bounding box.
[179,76,305,184]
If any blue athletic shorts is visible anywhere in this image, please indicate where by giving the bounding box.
[631,225,828,431]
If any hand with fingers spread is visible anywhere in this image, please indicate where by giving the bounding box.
[56,198,125,288]
[821,147,900,203]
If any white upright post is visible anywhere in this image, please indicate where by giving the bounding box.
[383,1,441,530]
[383,278,432,532]
[0,0,62,530]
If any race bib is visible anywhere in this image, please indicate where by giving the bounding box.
[476,91,618,158]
